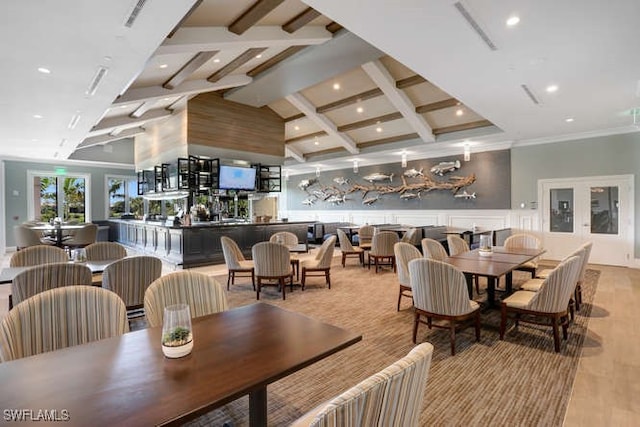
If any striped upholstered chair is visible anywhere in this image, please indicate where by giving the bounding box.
[446,234,470,256]
[63,223,98,254]
[269,231,299,246]
[301,235,336,289]
[368,231,399,273]
[11,262,93,308]
[337,229,365,267]
[14,225,51,250]
[221,236,255,290]
[84,241,127,261]
[143,271,228,328]
[394,242,422,311]
[400,227,420,246]
[504,233,542,277]
[290,342,434,427]
[252,242,293,300]
[500,255,581,352]
[356,225,375,250]
[409,258,481,355]
[10,245,68,267]
[102,256,162,312]
[0,286,128,362]
[421,238,448,261]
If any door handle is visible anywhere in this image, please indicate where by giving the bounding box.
[583,223,589,227]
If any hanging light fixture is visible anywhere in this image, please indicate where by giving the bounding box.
[401,152,407,168]
[283,169,289,181]
[353,160,359,173]
[464,143,471,162]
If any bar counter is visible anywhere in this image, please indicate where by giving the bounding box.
[108,219,310,268]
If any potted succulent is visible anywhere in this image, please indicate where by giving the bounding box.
[161,304,193,358]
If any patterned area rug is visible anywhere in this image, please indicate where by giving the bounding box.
[185,260,600,427]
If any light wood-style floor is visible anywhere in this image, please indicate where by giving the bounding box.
[1,250,638,426]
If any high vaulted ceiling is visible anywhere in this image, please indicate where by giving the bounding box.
[2,0,639,174]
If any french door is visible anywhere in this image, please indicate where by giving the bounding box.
[539,175,633,266]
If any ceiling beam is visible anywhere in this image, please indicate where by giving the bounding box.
[207,48,267,83]
[286,93,359,154]
[114,75,252,105]
[228,0,286,35]
[90,109,172,134]
[433,120,493,135]
[325,22,343,33]
[358,133,419,149]
[284,113,305,122]
[156,26,331,55]
[76,127,145,150]
[396,75,427,89]
[415,98,459,114]
[130,100,158,119]
[285,131,327,144]
[247,45,308,77]
[163,51,218,89]
[316,88,383,114]
[337,112,403,132]
[282,7,321,33]
[285,145,306,162]
[362,60,434,142]
[166,0,203,38]
[304,146,345,159]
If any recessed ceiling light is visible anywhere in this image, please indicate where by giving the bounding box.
[213,58,220,63]
[33,114,43,119]
[333,83,340,90]
[506,16,520,27]
[255,54,262,59]
[294,125,300,131]
[565,118,574,122]
[456,108,464,116]
[119,105,128,109]
[356,106,363,113]
[159,64,168,69]
[37,67,51,74]
[163,98,171,101]
[546,84,559,93]
[376,127,383,133]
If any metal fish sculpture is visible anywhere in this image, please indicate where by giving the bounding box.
[333,177,349,186]
[400,192,421,200]
[326,195,346,204]
[297,178,318,191]
[362,195,380,205]
[312,189,330,200]
[453,190,476,199]
[430,160,461,176]
[302,197,316,205]
[362,172,394,183]
[403,168,424,178]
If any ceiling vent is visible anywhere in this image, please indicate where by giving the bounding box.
[86,66,109,97]
[520,84,540,105]
[454,2,497,51]
[124,0,147,28]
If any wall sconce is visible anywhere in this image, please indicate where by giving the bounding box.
[463,144,471,162]
[353,160,359,173]
[401,152,407,168]
[315,166,321,177]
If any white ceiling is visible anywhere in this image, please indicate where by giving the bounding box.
[1,0,639,174]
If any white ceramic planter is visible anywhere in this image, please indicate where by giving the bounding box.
[162,339,193,358]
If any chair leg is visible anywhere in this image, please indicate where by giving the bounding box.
[574,286,581,311]
[342,253,346,267]
[499,304,507,340]
[251,270,255,291]
[256,278,261,300]
[281,278,286,300]
[360,252,364,267]
[551,316,560,352]
[561,314,569,340]
[450,320,457,356]
[475,312,481,342]
[397,287,402,311]
[301,269,306,287]
[325,270,331,288]
[412,312,420,343]
[227,272,231,290]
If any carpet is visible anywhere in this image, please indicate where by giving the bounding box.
[185,259,600,427]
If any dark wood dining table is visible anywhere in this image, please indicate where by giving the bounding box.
[29,224,85,247]
[0,303,362,426]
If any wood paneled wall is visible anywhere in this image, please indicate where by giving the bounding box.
[187,92,284,157]
[135,110,188,170]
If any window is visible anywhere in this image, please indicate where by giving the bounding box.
[28,171,91,222]
[106,176,143,219]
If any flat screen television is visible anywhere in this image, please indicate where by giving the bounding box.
[218,165,257,191]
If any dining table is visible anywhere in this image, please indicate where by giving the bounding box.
[29,224,85,247]
[0,303,362,426]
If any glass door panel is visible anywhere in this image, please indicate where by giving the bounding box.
[549,188,574,233]
[590,186,618,235]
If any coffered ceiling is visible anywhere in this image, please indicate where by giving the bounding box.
[2,0,639,175]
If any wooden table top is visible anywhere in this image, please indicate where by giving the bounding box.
[0,261,114,285]
[0,303,362,426]
[491,246,546,257]
[444,256,522,278]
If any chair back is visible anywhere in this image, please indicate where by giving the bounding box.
[358,225,375,245]
[447,235,469,256]
[84,242,127,261]
[0,286,128,361]
[421,238,448,261]
[67,224,99,246]
[269,231,298,246]
[394,242,422,286]
[504,233,541,251]
[337,229,356,252]
[314,235,337,269]
[577,242,593,284]
[10,245,68,267]
[409,258,473,316]
[252,242,291,277]
[143,271,228,328]
[400,228,420,245]
[221,236,247,269]
[528,255,582,313]
[370,231,399,257]
[14,225,43,249]
[12,262,93,307]
[303,343,434,427]
[102,256,162,309]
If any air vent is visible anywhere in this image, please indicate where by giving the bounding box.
[124,0,147,28]
[86,66,109,97]
[454,2,497,51]
[520,84,540,105]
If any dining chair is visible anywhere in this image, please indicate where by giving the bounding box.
[357,225,375,250]
[368,231,399,273]
[301,235,336,289]
[252,242,293,300]
[14,224,51,250]
[220,236,255,290]
[84,241,127,261]
[394,242,422,311]
[269,231,299,246]
[337,229,365,267]
[9,245,68,267]
[64,223,99,254]
[143,271,228,328]
[499,255,582,353]
[102,256,162,312]
[0,286,128,362]
[447,234,470,256]
[400,227,420,246]
[421,238,448,261]
[290,342,434,427]
[11,262,93,309]
[503,233,542,278]
[409,258,481,355]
